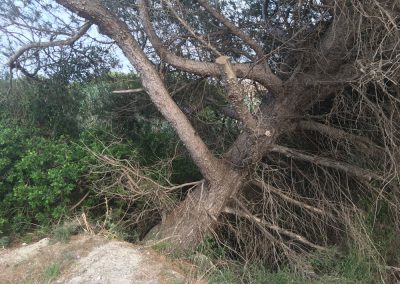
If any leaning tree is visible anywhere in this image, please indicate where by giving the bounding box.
[3,0,400,268]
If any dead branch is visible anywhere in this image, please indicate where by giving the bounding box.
[250,179,326,216]
[70,191,91,211]
[270,144,384,181]
[223,206,325,251]
[112,88,144,94]
[298,120,385,155]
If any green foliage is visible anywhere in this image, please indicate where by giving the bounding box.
[196,238,305,283]
[53,223,78,243]
[196,236,228,260]
[43,263,61,283]
[200,240,378,284]
[76,72,159,138]
[363,199,400,266]
[0,77,83,137]
[152,240,176,253]
[310,248,375,283]
[206,250,377,284]
[0,124,89,234]
[207,265,305,284]
[21,228,50,245]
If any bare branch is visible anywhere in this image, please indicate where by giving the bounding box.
[112,88,144,94]
[270,145,384,181]
[298,121,385,154]
[250,179,326,216]
[223,206,325,250]
[7,21,92,68]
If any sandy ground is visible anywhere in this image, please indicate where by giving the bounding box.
[0,235,191,284]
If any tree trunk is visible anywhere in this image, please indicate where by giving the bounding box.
[156,95,296,250]
[157,168,244,250]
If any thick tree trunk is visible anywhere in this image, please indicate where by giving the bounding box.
[156,95,296,250]
[157,168,244,250]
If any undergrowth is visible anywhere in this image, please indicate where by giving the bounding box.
[192,231,388,284]
[204,247,377,284]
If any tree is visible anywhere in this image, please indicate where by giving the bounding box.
[4,0,400,257]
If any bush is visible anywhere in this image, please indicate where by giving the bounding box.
[0,77,83,138]
[0,124,89,234]
[0,124,176,237]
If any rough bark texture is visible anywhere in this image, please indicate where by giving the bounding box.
[157,170,245,249]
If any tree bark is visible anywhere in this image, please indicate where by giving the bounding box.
[157,169,244,250]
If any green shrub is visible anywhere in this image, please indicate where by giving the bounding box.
[0,236,10,248]
[0,124,89,234]
[0,124,154,237]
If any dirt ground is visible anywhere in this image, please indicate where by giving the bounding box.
[0,235,200,283]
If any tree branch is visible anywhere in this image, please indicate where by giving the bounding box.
[298,120,385,155]
[250,180,326,216]
[137,0,283,94]
[7,21,92,68]
[270,145,384,181]
[164,0,221,57]
[205,96,240,120]
[112,88,144,94]
[216,55,261,134]
[223,204,325,250]
[196,0,265,59]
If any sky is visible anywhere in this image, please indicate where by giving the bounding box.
[0,0,132,77]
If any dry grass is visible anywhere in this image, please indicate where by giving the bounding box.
[0,235,105,284]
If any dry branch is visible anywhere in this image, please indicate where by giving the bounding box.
[250,180,326,216]
[298,120,385,155]
[112,88,144,94]
[270,145,384,181]
[223,206,325,251]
